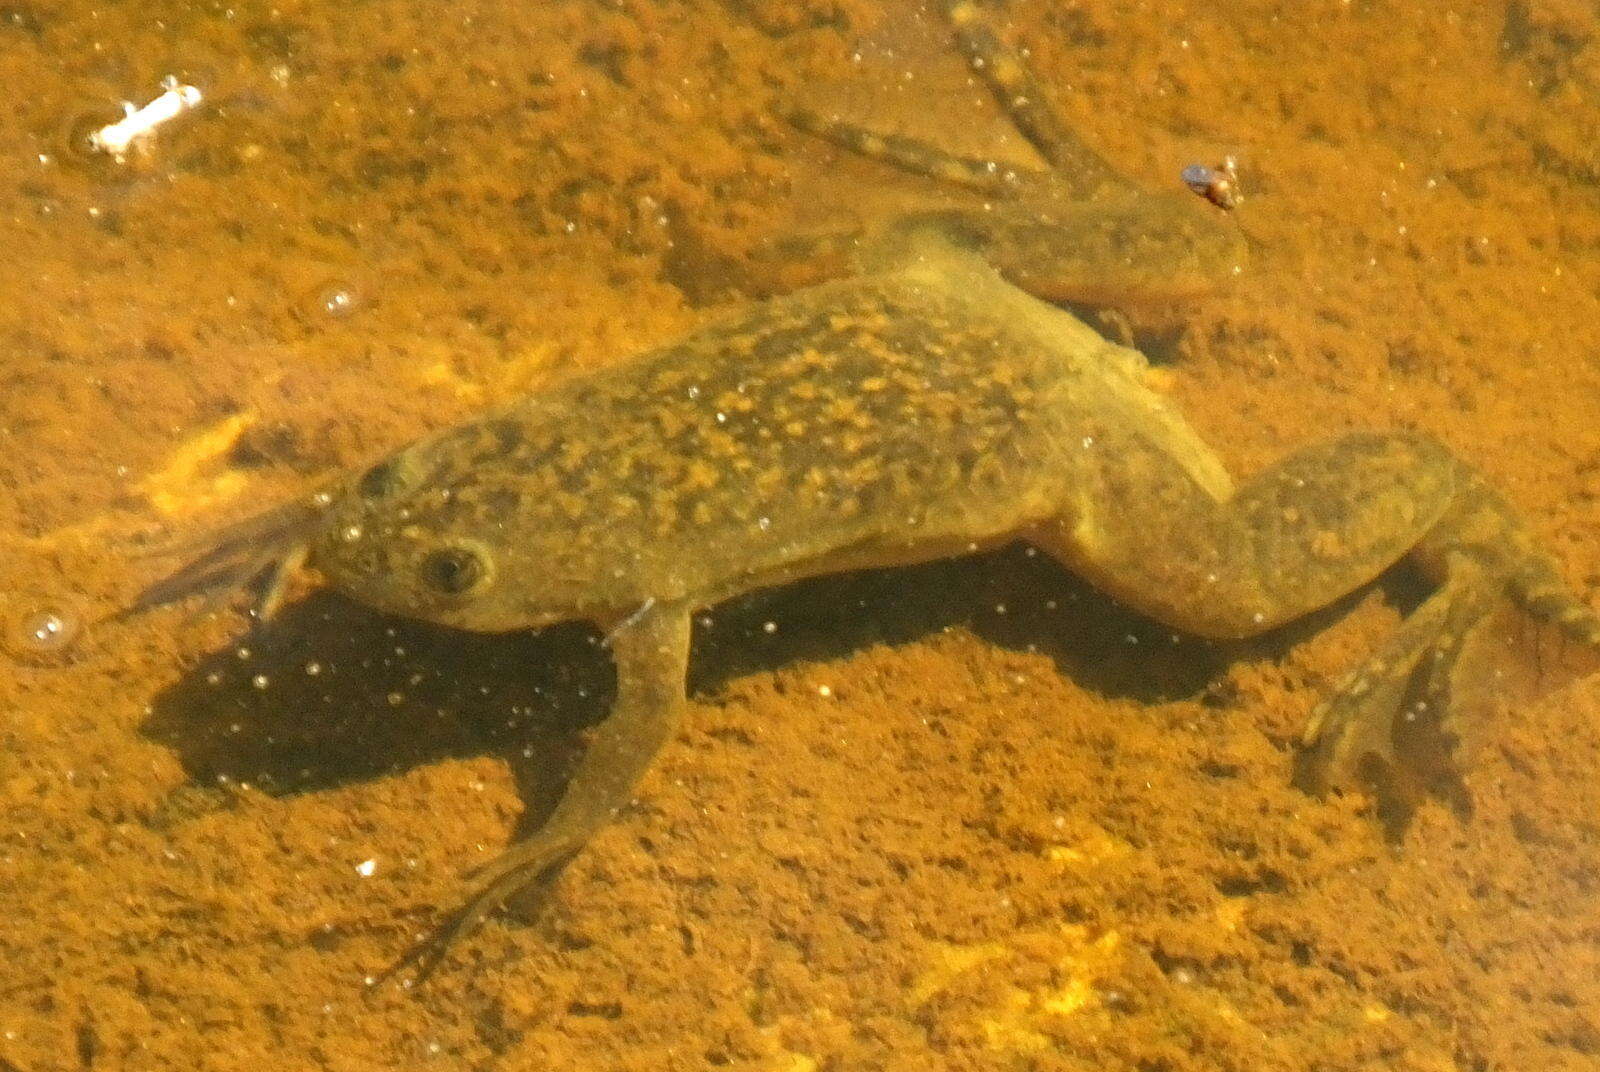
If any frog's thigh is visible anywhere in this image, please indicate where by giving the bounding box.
[1029,432,1461,639]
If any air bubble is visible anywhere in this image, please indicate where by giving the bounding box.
[314,283,359,318]
[3,601,82,660]
[24,610,74,649]
[293,276,367,325]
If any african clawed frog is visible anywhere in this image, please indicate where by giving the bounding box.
[135,1,1600,981]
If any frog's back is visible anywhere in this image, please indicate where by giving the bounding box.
[327,241,1230,622]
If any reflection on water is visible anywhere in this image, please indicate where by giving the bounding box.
[2,0,1600,1068]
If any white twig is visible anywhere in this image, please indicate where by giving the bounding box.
[87,76,204,163]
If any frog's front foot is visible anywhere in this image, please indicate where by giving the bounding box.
[378,830,586,989]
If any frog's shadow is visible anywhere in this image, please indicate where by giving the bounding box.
[139,542,1370,832]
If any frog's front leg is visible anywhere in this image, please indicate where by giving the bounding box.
[1030,431,1600,800]
[387,598,693,985]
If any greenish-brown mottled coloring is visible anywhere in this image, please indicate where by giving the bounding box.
[146,234,1600,986]
[300,228,1597,829]
[130,0,1600,987]
[313,241,1235,635]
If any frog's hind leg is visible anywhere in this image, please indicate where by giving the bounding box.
[939,0,1126,196]
[1027,430,1597,817]
[786,0,1125,197]
[761,106,1047,294]
[786,105,1045,195]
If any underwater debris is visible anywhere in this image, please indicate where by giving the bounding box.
[85,76,203,164]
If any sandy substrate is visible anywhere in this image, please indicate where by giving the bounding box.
[2,0,1599,1068]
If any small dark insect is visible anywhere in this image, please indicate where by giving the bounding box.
[1181,156,1242,210]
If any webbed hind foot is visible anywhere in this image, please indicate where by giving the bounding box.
[1296,553,1498,819]
[1298,492,1600,824]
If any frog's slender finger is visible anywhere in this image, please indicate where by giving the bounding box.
[940,0,1125,195]
[374,848,575,992]
[253,542,310,623]
[786,105,1046,195]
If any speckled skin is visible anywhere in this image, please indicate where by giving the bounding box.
[317,240,1236,636]
[269,231,1599,981]
[134,2,1600,982]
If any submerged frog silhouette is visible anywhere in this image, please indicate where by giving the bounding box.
[134,1,1599,983]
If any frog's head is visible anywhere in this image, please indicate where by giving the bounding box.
[133,432,565,635]
[305,442,562,634]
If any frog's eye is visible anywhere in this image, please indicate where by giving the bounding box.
[358,458,403,500]
[419,546,488,595]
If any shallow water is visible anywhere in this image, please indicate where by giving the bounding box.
[3,1,1600,1068]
